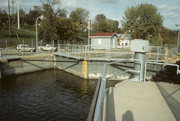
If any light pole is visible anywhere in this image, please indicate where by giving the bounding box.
[175,24,180,53]
[87,20,91,45]
[36,15,44,52]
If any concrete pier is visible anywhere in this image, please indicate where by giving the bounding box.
[0,54,54,76]
[105,81,177,121]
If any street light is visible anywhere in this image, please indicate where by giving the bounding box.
[175,24,180,53]
[87,20,91,45]
[36,15,44,52]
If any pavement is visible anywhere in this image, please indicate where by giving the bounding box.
[156,82,180,121]
[105,80,177,121]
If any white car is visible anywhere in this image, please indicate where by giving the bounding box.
[16,44,35,52]
[38,44,57,51]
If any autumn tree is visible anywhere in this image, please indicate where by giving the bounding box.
[160,27,178,44]
[122,3,163,43]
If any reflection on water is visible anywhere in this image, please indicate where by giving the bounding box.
[0,69,97,121]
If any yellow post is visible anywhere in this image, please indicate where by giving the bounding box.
[82,60,88,78]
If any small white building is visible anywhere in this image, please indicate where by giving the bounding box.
[117,34,131,48]
[90,32,118,49]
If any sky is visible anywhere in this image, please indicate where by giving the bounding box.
[0,0,180,30]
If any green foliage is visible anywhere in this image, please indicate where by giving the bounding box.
[160,27,178,44]
[122,3,163,43]
[92,14,119,33]
[56,18,79,42]
[25,6,42,25]
[70,8,89,39]
[0,9,8,31]
[39,3,58,42]
[107,19,119,32]
[0,26,35,39]
[56,9,67,18]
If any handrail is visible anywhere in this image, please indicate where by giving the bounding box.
[87,78,102,121]
[87,59,142,121]
[144,61,180,82]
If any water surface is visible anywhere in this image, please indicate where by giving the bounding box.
[0,69,97,121]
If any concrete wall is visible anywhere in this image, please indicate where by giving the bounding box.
[0,54,54,77]
[55,56,83,78]
[55,55,163,80]
[0,54,163,80]
[55,55,132,80]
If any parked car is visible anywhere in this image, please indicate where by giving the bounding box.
[16,44,35,52]
[38,44,57,51]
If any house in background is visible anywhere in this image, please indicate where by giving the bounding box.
[90,32,118,49]
[117,34,131,48]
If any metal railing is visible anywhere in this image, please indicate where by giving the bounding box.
[57,44,176,60]
[87,59,180,121]
[145,60,180,79]
[87,59,143,121]
[0,43,177,60]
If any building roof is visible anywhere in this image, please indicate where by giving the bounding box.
[91,32,117,37]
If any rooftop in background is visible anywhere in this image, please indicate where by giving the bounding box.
[90,32,117,37]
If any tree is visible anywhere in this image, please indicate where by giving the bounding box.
[39,3,58,42]
[122,3,163,43]
[70,8,89,41]
[56,18,79,42]
[40,0,61,6]
[56,9,67,18]
[107,19,119,32]
[0,9,8,31]
[25,6,41,25]
[93,14,108,32]
[92,14,119,33]
[19,9,26,24]
[160,27,178,44]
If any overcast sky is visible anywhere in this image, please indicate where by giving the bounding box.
[0,0,180,30]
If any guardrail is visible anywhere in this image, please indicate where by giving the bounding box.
[87,59,180,121]
[57,44,175,60]
[0,43,177,60]
[87,59,142,121]
[145,60,180,78]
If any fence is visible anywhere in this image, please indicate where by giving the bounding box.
[0,40,56,57]
[0,42,177,59]
[57,44,177,60]
[0,40,35,48]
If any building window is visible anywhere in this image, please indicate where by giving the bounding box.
[122,43,124,46]
[125,43,128,46]
[98,39,102,44]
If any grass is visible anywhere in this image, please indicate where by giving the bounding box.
[0,26,36,48]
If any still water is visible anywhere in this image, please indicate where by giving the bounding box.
[0,69,97,121]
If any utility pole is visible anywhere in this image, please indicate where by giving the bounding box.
[175,24,180,53]
[17,1,20,29]
[87,20,91,45]
[12,0,15,24]
[8,0,11,37]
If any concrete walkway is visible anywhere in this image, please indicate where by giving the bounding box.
[106,81,176,121]
[156,82,180,121]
